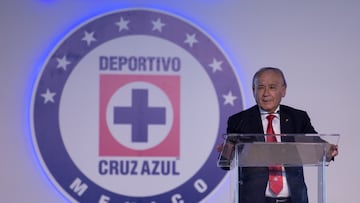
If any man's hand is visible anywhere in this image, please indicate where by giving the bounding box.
[326,144,339,161]
[216,143,224,153]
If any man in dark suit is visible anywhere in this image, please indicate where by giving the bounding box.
[220,67,338,203]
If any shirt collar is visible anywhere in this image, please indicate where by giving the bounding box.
[259,106,280,116]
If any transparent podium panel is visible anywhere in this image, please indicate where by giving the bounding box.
[217,134,339,203]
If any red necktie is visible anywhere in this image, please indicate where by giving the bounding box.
[266,114,283,195]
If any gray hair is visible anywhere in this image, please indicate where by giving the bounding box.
[252,67,287,88]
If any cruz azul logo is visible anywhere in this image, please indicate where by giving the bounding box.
[31,9,243,202]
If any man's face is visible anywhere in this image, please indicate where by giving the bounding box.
[252,70,286,113]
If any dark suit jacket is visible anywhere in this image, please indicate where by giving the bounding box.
[226,104,317,203]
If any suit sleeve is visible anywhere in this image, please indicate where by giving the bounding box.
[302,111,317,134]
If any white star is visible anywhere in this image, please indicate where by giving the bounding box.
[222,91,237,106]
[209,58,223,73]
[152,18,165,32]
[82,31,96,46]
[184,33,199,47]
[41,88,56,104]
[56,55,71,71]
[115,17,129,32]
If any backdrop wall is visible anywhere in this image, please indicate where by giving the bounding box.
[1,1,359,202]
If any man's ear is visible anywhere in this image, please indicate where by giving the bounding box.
[281,86,286,98]
[252,86,256,97]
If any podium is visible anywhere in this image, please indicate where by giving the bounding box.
[217,134,339,203]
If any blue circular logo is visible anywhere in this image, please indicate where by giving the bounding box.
[31,9,243,202]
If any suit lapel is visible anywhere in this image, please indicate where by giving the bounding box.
[247,106,264,141]
[280,112,291,133]
[279,106,295,142]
